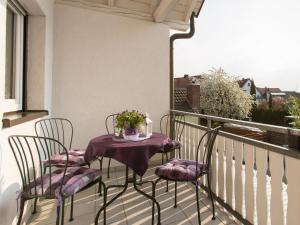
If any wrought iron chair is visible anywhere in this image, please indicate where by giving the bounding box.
[154,126,221,224]
[159,114,185,191]
[104,113,119,178]
[34,118,90,171]
[34,118,103,210]
[9,135,106,225]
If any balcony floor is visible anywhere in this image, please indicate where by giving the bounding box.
[29,166,236,225]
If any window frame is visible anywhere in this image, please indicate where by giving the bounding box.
[3,1,26,113]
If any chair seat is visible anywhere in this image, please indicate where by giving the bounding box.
[68,149,86,156]
[155,159,206,181]
[25,167,101,198]
[43,153,86,167]
[162,140,181,153]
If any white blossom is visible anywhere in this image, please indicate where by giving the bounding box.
[198,67,254,119]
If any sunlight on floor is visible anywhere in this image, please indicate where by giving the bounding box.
[28,166,237,225]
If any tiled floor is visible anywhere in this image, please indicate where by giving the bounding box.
[29,166,237,225]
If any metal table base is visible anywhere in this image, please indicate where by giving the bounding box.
[94,166,161,225]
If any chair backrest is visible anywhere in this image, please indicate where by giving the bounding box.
[8,135,68,198]
[35,118,73,152]
[160,114,185,141]
[105,113,118,135]
[195,126,221,174]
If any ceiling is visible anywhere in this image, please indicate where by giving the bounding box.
[55,0,204,31]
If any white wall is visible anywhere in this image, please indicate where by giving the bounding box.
[52,4,170,164]
[0,1,54,224]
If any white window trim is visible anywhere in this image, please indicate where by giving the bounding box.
[2,1,25,113]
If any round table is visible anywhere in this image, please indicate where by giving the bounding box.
[85,132,168,225]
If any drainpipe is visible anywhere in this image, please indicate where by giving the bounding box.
[169,0,205,139]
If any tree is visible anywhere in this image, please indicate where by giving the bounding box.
[199,67,254,119]
[250,79,256,101]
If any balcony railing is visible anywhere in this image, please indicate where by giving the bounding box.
[171,110,300,225]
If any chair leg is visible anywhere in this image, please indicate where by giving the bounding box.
[17,197,26,225]
[98,158,103,196]
[69,195,74,221]
[107,158,111,178]
[32,197,38,214]
[56,205,61,225]
[61,199,65,225]
[207,173,215,220]
[165,153,169,192]
[140,176,143,183]
[153,178,161,225]
[174,181,177,208]
[195,183,202,225]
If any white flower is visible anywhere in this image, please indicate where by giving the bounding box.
[197,67,254,119]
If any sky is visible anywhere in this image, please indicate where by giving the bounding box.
[173,0,300,91]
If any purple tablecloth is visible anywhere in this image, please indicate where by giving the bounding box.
[84,133,169,176]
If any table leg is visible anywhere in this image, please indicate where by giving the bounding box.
[133,172,161,225]
[94,166,129,225]
[94,167,161,225]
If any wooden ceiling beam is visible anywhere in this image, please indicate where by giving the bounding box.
[108,0,114,7]
[153,0,178,22]
[184,0,197,22]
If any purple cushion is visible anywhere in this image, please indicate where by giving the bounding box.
[68,149,86,156]
[26,167,100,198]
[155,159,206,181]
[162,140,181,152]
[43,153,86,167]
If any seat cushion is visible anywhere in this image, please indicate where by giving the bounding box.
[43,152,87,167]
[68,149,86,156]
[26,167,101,198]
[162,140,181,153]
[155,159,206,181]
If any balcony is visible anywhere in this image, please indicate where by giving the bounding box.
[1,1,300,225]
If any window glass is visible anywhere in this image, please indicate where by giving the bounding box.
[5,7,15,99]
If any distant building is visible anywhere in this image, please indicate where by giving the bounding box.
[283,91,300,99]
[174,75,255,111]
[256,87,286,104]
[238,78,252,95]
[174,74,201,112]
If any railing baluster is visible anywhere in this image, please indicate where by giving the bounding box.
[218,135,225,200]
[235,141,243,216]
[266,152,272,225]
[253,146,258,225]
[232,140,236,212]
[244,143,255,223]
[215,136,219,197]
[223,137,227,207]
[282,156,288,225]
[241,143,246,218]
[256,148,268,225]
[286,156,300,225]
[211,134,218,194]
[270,151,285,225]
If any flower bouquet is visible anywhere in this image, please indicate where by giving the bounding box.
[116,110,146,141]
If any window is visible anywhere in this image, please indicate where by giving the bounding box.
[4,2,25,112]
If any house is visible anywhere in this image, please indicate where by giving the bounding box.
[238,78,252,95]
[256,87,286,103]
[174,74,202,112]
[284,91,300,99]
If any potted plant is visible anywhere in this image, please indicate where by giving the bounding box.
[288,97,300,150]
[116,110,146,141]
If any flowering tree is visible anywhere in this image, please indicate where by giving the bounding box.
[198,67,254,119]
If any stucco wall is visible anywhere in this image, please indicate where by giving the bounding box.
[0,1,54,224]
[52,4,170,166]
